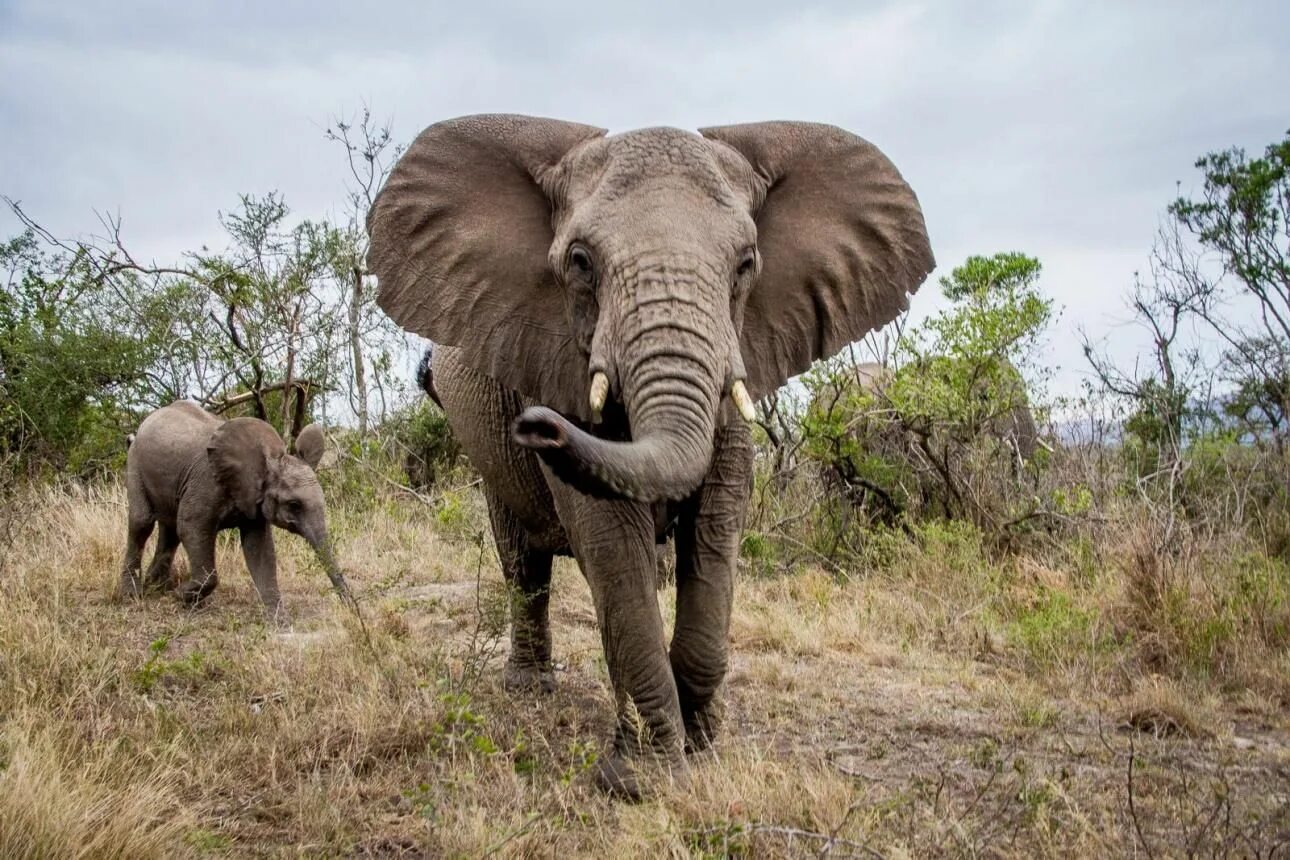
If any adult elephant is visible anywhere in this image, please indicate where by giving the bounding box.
[368,115,933,796]
[850,360,1041,460]
[810,360,1043,524]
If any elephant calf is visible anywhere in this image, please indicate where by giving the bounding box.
[120,401,349,619]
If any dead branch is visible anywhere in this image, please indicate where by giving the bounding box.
[206,379,324,414]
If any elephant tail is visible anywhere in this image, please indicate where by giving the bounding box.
[416,345,443,410]
[125,433,136,450]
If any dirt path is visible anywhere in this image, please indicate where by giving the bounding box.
[273,565,1290,856]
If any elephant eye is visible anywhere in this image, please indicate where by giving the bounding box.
[567,243,595,280]
[735,248,758,281]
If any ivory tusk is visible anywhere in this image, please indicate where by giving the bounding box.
[730,380,756,422]
[589,372,610,420]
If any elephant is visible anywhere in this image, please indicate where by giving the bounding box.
[119,400,349,621]
[807,358,1043,525]
[367,114,934,797]
[850,359,1041,459]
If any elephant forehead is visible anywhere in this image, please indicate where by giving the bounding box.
[275,460,322,493]
[590,128,738,202]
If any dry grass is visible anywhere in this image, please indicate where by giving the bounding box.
[1,479,1287,857]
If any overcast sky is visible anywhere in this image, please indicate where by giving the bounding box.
[2,0,1286,396]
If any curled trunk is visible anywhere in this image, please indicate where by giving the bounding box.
[514,405,713,503]
[515,311,722,503]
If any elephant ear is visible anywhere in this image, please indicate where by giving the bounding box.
[207,418,285,519]
[293,422,325,471]
[700,122,935,399]
[368,114,608,419]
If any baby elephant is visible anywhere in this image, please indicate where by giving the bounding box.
[120,401,349,619]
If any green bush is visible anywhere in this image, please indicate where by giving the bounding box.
[392,400,463,490]
[797,252,1055,534]
[1,231,164,477]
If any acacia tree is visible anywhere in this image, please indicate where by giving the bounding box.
[3,108,412,447]
[1084,130,1290,459]
[188,193,353,440]
[800,252,1055,531]
[0,229,173,472]
[1169,131,1290,443]
[324,108,405,436]
[1081,225,1210,474]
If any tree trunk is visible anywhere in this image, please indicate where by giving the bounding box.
[349,266,369,436]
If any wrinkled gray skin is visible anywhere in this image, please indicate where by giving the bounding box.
[369,115,934,798]
[419,345,678,572]
[120,401,348,622]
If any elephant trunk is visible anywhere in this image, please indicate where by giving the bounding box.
[514,275,723,503]
[304,527,351,599]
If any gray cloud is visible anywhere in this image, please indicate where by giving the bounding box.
[2,0,1286,395]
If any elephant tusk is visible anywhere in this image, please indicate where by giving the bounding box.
[589,372,609,420]
[730,380,756,422]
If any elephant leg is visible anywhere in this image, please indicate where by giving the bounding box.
[487,492,555,694]
[670,420,754,754]
[177,527,219,606]
[240,523,285,624]
[547,479,684,798]
[119,507,155,600]
[142,523,180,592]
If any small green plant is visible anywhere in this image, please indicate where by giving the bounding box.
[403,782,439,822]
[132,636,218,694]
[1017,778,1056,821]
[511,733,539,777]
[739,531,779,577]
[132,636,172,694]
[560,740,599,785]
[435,490,466,532]
[686,820,751,858]
[427,692,499,762]
[185,829,232,853]
[1018,701,1060,729]
[1007,589,1100,670]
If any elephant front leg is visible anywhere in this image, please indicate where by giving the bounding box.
[486,493,555,693]
[240,523,286,625]
[552,486,685,798]
[671,420,754,753]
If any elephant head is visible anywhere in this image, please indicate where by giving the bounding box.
[368,115,933,502]
[206,419,349,595]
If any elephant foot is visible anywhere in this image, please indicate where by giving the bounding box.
[118,575,143,602]
[178,573,218,607]
[682,698,724,755]
[502,660,555,695]
[595,752,643,801]
[595,750,687,801]
[264,605,292,630]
